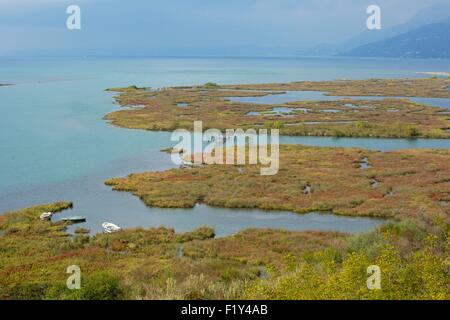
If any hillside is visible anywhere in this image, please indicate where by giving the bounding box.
[342,23,450,59]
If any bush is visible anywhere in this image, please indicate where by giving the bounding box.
[3,283,48,300]
[127,85,143,90]
[204,82,219,89]
[406,126,421,137]
[346,230,386,259]
[75,272,124,300]
[39,273,125,300]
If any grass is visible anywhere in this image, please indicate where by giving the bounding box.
[104,78,450,139]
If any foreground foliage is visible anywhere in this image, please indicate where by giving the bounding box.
[1,174,448,299]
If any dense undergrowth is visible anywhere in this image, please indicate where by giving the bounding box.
[0,198,448,300]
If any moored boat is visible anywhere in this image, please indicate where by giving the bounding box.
[61,216,86,223]
[102,222,121,233]
[40,212,53,221]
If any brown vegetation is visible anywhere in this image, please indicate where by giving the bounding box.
[104,78,450,138]
[106,145,450,220]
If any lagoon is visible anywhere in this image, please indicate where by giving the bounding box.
[226,90,450,109]
[1,57,449,235]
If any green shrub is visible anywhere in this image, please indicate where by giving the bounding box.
[3,283,48,300]
[406,126,421,137]
[75,273,124,300]
[346,230,386,259]
[204,82,219,89]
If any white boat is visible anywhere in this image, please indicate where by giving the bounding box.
[40,212,53,221]
[61,216,86,223]
[102,222,121,234]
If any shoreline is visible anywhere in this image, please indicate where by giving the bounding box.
[417,71,450,77]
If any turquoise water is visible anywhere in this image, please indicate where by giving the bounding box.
[1,57,449,235]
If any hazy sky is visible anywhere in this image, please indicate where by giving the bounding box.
[0,0,449,56]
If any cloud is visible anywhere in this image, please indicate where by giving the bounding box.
[0,0,64,10]
[0,0,446,56]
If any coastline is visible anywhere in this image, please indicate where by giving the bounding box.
[417,71,450,77]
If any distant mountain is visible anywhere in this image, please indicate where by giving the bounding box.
[341,22,450,59]
[304,4,450,57]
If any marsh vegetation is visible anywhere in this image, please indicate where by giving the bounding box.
[0,199,447,300]
[105,78,450,138]
[106,145,450,221]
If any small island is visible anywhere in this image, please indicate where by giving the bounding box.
[104,78,450,139]
[106,145,449,220]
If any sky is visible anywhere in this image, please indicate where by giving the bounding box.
[0,0,449,56]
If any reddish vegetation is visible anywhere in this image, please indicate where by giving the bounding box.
[106,145,450,221]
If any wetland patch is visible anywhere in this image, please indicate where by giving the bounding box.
[105,78,450,139]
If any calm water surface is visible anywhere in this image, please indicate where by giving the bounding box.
[227,91,450,109]
[1,57,449,235]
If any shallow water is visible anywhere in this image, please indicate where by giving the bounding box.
[279,136,450,151]
[227,90,450,109]
[62,205,384,237]
[1,57,449,235]
[246,106,295,116]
